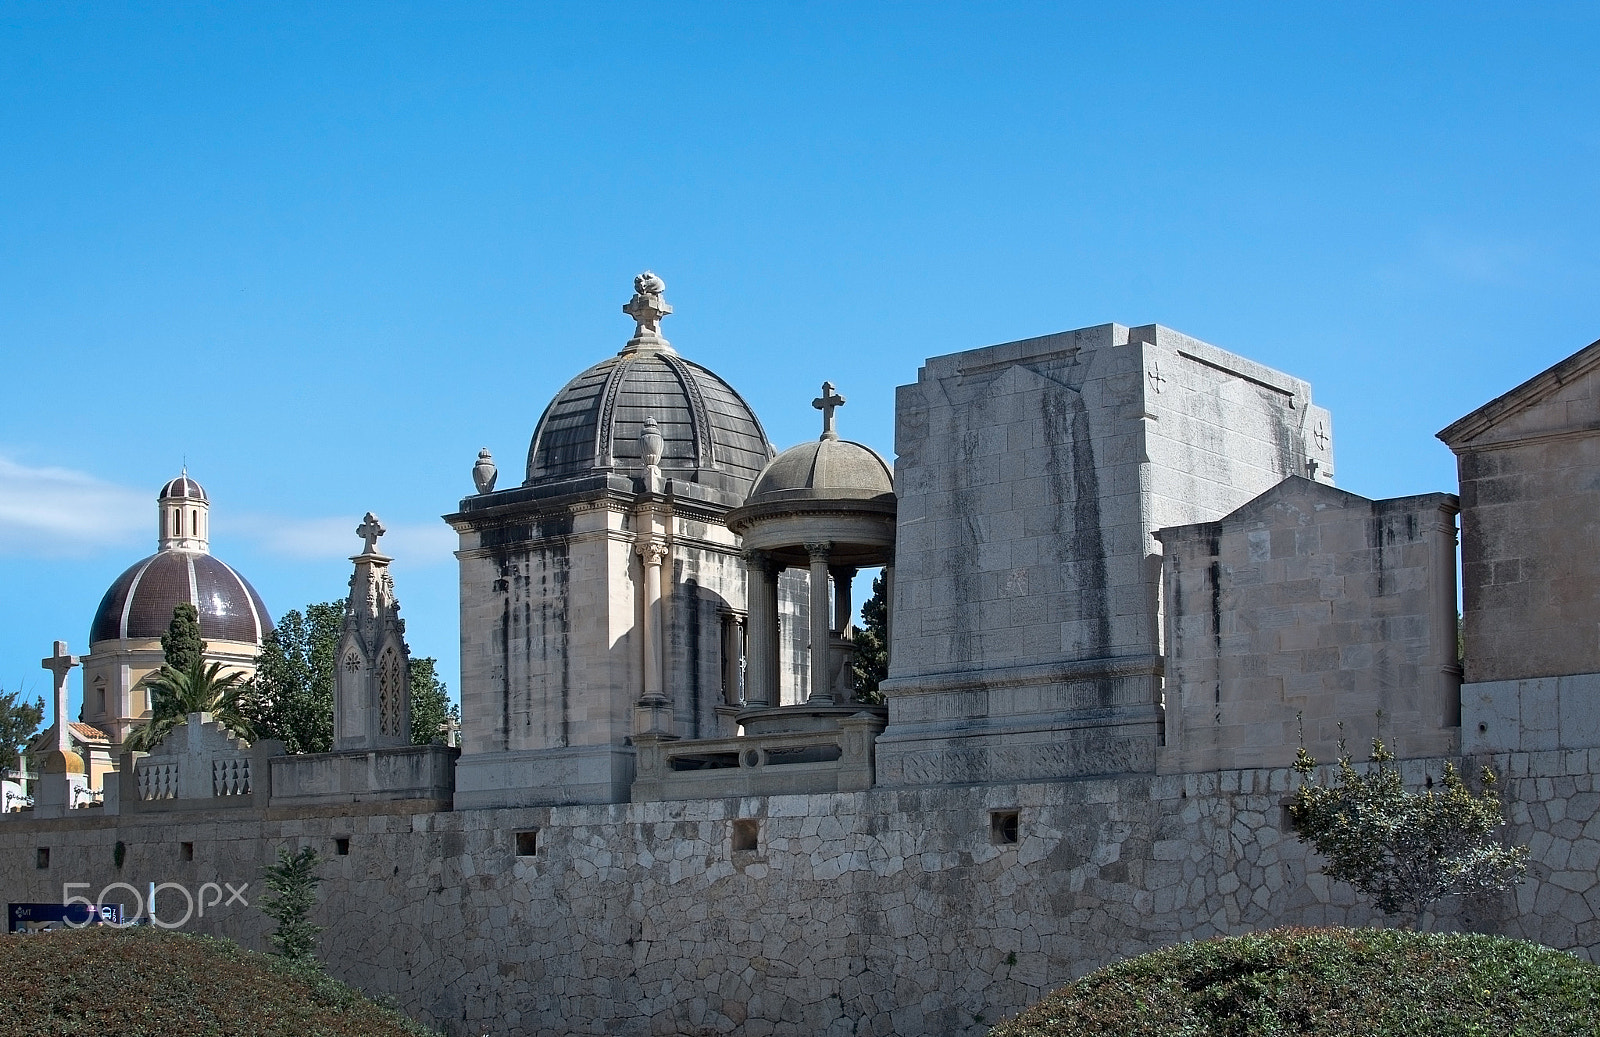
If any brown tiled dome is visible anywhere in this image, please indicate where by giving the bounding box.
[158,474,207,502]
[90,550,271,646]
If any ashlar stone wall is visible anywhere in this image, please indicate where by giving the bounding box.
[1157,478,1461,772]
[880,323,1333,787]
[1439,337,1600,684]
[5,751,1587,1037]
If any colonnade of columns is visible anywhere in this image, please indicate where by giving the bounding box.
[741,543,892,711]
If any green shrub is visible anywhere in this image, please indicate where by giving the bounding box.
[989,927,1600,1037]
[0,927,438,1036]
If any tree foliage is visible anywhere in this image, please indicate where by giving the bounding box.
[124,658,253,752]
[850,570,888,704]
[247,601,458,752]
[160,603,208,673]
[245,602,343,754]
[1289,734,1528,924]
[408,657,459,746]
[260,846,324,962]
[0,688,45,760]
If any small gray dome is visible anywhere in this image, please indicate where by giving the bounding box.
[526,350,773,497]
[159,474,207,502]
[744,438,894,505]
[90,551,272,646]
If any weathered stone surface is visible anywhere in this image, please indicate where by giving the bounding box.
[880,323,1333,785]
[1157,479,1461,771]
[4,755,1579,1037]
[1439,338,1600,683]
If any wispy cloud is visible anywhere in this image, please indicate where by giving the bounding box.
[0,456,148,556]
[232,514,457,566]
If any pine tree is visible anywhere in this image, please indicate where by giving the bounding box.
[260,846,324,962]
[409,657,460,746]
[160,603,207,672]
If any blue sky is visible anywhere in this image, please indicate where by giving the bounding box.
[2,3,1597,718]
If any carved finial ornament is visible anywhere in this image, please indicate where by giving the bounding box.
[813,381,846,441]
[622,271,674,353]
[356,512,386,556]
[473,448,498,494]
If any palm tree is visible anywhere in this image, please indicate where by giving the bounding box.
[124,658,254,752]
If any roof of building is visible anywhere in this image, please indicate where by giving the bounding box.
[522,275,773,497]
[91,549,271,645]
[1438,336,1600,449]
[745,436,894,505]
[159,473,208,502]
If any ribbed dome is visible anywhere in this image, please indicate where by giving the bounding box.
[746,438,894,505]
[159,474,207,502]
[90,551,272,646]
[525,349,773,497]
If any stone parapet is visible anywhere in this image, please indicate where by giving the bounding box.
[631,712,885,801]
[268,744,458,809]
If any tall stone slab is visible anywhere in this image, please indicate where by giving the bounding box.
[878,323,1333,785]
[333,513,411,751]
[1156,478,1460,772]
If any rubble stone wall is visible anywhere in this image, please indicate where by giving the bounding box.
[2,751,1587,1037]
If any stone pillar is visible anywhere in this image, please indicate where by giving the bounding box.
[636,539,671,734]
[743,551,778,709]
[883,558,895,671]
[830,566,856,635]
[807,542,833,703]
[1427,503,1464,729]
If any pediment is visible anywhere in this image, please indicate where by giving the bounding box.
[1439,337,1600,450]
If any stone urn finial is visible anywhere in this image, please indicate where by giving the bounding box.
[473,448,498,494]
[640,417,664,494]
[622,271,674,353]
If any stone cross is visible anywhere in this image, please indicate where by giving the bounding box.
[813,382,846,441]
[1313,421,1329,450]
[438,716,461,748]
[357,512,386,555]
[1147,362,1167,394]
[40,640,79,753]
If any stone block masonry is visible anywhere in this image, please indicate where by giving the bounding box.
[4,755,1583,1037]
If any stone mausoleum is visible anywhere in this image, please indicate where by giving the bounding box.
[6,273,1600,1037]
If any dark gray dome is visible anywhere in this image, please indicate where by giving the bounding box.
[159,474,207,502]
[746,438,894,505]
[526,349,773,497]
[90,550,272,646]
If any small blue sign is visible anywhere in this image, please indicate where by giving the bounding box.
[8,902,124,931]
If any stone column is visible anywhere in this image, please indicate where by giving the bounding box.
[807,542,833,703]
[742,551,777,709]
[636,539,670,734]
[883,556,895,674]
[1427,503,1463,729]
[830,566,856,635]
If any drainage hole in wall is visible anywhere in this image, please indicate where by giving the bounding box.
[731,819,759,853]
[514,829,539,857]
[180,842,194,861]
[990,810,1020,846]
[335,837,351,856]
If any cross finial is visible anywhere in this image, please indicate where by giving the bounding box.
[813,381,846,441]
[621,271,674,353]
[356,512,386,555]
